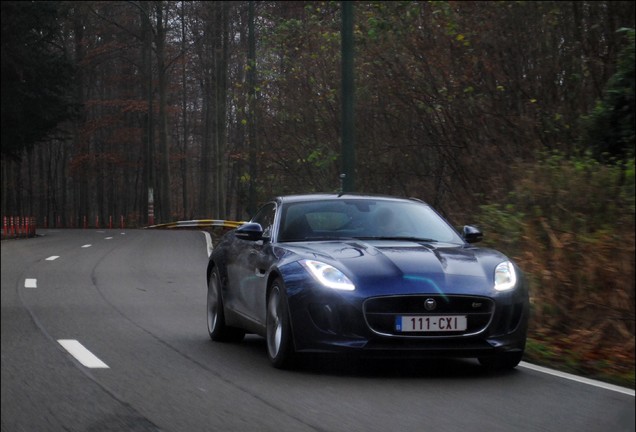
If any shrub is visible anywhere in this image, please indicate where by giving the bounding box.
[475,153,635,379]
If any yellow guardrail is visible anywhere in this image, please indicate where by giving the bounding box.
[145,219,246,230]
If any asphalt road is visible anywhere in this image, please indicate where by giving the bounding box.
[2,229,634,432]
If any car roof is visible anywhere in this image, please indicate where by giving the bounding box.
[273,193,427,205]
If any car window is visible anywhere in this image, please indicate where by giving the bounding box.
[251,203,276,238]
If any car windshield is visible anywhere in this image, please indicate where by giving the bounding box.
[277,199,464,244]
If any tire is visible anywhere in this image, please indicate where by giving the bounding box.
[207,269,245,343]
[478,350,524,371]
[266,279,295,369]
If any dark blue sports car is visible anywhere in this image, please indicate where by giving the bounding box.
[207,194,529,369]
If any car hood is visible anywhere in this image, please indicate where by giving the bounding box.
[282,240,509,295]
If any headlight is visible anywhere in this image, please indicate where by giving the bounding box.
[300,260,355,291]
[494,261,517,291]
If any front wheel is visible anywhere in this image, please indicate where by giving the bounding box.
[266,279,295,369]
[207,269,245,342]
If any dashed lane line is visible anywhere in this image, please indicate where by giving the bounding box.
[58,339,109,369]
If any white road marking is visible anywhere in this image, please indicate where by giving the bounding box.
[45,256,59,261]
[81,244,92,248]
[203,232,214,257]
[519,361,635,396]
[57,340,109,369]
[105,237,113,240]
[24,279,37,288]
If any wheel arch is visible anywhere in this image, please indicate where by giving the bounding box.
[207,259,226,293]
[206,260,215,282]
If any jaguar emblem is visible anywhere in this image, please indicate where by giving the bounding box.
[424,298,437,311]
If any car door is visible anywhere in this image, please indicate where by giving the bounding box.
[226,202,277,325]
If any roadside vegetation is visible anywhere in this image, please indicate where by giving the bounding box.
[474,28,635,388]
[475,154,635,388]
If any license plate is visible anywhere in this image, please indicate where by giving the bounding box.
[396,315,467,332]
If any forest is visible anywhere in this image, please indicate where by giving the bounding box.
[1,1,634,386]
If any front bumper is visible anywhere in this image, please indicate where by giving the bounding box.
[285,280,529,359]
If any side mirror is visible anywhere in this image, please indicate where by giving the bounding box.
[462,225,483,244]
[235,223,264,241]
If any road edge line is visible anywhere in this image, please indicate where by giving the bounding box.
[519,361,635,396]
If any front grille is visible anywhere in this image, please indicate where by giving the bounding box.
[363,295,494,337]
